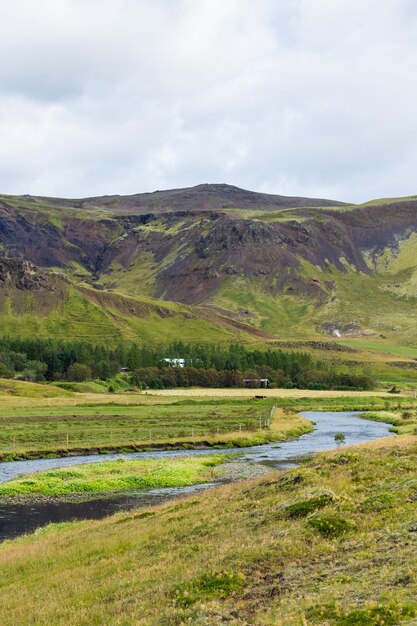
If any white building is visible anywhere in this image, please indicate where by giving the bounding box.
[162,358,186,368]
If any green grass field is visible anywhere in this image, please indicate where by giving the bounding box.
[0,401,266,457]
[0,455,228,497]
[0,284,256,344]
[341,338,417,358]
[0,378,72,398]
[0,397,315,460]
[0,374,414,465]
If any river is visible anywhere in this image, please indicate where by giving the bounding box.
[0,411,393,541]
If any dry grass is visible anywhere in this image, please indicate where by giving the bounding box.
[147,387,394,399]
[0,391,160,409]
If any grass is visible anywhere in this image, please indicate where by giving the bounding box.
[211,276,318,338]
[147,387,395,398]
[362,408,417,435]
[0,455,228,496]
[0,378,71,398]
[0,400,312,460]
[0,283,255,344]
[1,435,417,623]
[340,338,417,358]
[0,383,413,462]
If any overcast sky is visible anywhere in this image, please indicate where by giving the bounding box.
[1,0,417,202]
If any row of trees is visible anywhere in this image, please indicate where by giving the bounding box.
[0,338,375,390]
[130,366,373,390]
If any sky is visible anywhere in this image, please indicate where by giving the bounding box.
[1,0,417,203]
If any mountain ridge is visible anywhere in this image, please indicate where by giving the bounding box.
[3,183,347,214]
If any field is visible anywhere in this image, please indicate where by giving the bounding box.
[0,397,314,460]
[0,377,415,461]
[0,435,417,624]
[146,388,394,398]
[1,382,417,623]
[0,455,229,497]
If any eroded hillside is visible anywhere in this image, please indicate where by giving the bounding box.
[2,185,417,347]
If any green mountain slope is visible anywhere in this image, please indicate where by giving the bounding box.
[2,185,417,356]
[0,259,270,344]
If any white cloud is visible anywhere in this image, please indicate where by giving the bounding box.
[0,0,416,202]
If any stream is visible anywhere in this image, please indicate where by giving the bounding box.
[0,411,393,541]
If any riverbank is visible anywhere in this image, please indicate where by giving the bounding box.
[0,460,270,506]
[361,408,417,435]
[0,410,393,542]
[1,434,416,625]
[0,455,231,498]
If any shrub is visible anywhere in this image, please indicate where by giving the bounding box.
[335,432,346,447]
[306,514,355,538]
[361,492,395,512]
[306,602,415,625]
[19,360,48,382]
[67,362,92,382]
[284,492,335,519]
[0,363,15,378]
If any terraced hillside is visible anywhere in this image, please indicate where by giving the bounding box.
[0,258,269,344]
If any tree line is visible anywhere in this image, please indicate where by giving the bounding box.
[0,338,374,390]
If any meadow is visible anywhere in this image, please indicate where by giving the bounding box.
[0,376,415,460]
[0,396,315,460]
[1,380,417,623]
[0,455,229,497]
[1,435,417,624]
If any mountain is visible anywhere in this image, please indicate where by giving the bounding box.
[10,183,346,214]
[2,184,417,356]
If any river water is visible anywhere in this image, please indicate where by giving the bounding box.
[0,411,393,541]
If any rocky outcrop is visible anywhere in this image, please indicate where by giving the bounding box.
[1,186,417,312]
[0,258,66,291]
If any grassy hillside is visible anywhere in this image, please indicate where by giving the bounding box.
[0,267,267,344]
[0,378,71,399]
[1,434,417,624]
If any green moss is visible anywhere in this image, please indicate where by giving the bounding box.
[306,514,356,538]
[283,491,335,518]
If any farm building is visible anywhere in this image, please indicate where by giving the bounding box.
[162,358,186,367]
[243,378,269,389]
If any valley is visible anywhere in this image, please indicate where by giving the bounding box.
[2,185,417,624]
